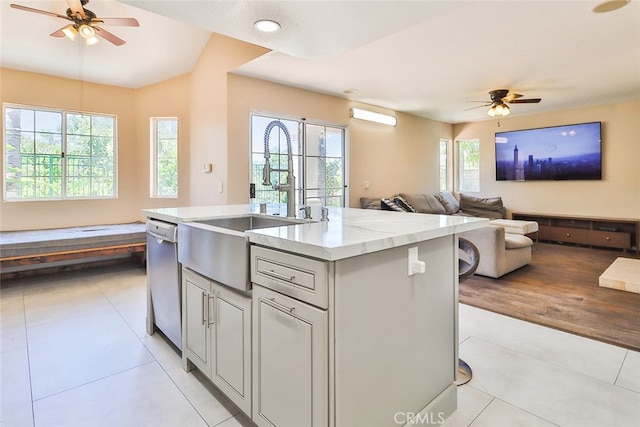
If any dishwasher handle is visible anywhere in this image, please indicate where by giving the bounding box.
[146,219,178,243]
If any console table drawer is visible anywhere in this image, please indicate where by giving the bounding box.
[538,225,552,241]
[550,227,589,245]
[588,230,631,249]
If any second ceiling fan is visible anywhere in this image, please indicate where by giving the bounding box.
[466,89,542,117]
[10,0,139,46]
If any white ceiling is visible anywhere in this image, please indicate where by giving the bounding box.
[2,0,639,124]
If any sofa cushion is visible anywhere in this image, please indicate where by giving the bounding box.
[435,191,460,215]
[394,195,416,213]
[381,197,407,212]
[399,193,446,214]
[459,193,506,219]
[505,234,533,249]
[360,197,382,210]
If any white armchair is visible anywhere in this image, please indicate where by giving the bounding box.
[459,225,533,278]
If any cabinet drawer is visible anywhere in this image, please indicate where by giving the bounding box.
[550,227,589,245]
[588,230,631,249]
[538,225,552,241]
[251,246,329,309]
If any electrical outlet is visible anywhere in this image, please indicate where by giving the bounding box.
[363,180,370,190]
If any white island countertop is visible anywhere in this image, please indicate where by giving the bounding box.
[142,204,488,261]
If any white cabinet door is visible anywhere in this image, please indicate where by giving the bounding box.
[252,285,328,427]
[183,268,211,374]
[211,283,252,415]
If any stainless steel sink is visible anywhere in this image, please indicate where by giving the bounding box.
[195,215,305,232]
[177,215,305,292]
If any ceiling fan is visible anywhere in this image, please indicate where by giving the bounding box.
[10,0,139,46]
[466,89,542,117]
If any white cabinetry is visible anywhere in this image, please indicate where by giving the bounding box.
[252,285,328,427]
[182,268,252,415]
[250,235,458,426]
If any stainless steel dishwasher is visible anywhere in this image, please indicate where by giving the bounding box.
[146,219,182,350]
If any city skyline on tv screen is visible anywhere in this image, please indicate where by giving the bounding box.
[495,122,602,181]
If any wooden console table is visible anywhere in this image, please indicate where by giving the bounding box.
[511,213,640,253]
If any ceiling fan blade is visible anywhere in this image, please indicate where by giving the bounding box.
[94,26,126,46]
[66,0,86,19]
[464,104,491,111]
[504,92,523,102]
[509,98,542,104]
[50,28,65,37]
[94,17,140,27]
[10,4,70,20]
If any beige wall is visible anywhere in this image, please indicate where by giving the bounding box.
[3,41,637,231]
[188,34,268,206]
[133,73,192,210]
[227,74,453,207]
[452,100,640,218]
[0,68,141,230]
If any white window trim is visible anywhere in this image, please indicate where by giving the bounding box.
[3,102,118,202]
[150,117,178,198]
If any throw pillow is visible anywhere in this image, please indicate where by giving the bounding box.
[360,197,382,210]
[394,195,416,213]
[399,193,446,214]
[435,191,460,215]
[459,194,506,219]
[381,197,407,212]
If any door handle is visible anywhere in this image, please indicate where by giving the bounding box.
[201,291,208,326]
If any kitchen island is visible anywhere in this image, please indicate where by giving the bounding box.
[142,204,488,426]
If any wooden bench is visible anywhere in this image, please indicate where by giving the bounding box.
[0,223,146,280]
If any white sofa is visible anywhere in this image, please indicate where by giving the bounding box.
[459,225,533,278]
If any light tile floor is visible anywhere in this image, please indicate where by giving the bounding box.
[1,264,639,427]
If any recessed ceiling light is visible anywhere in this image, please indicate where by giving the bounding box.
[592,0,630,13]
[254,20,281,32]
[344,88,359,95]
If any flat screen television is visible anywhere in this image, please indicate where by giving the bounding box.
[495,121,602,181]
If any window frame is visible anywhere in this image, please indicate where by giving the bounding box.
[439,138,452,191]
[456,138,480,193]
[3,103,118,202]
[150,117,179,198]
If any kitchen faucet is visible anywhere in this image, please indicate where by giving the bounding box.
[262,120,296,218]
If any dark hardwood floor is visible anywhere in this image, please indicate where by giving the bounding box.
[459,242,640,351]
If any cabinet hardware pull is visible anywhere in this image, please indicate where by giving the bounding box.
[265,297,295,313]
[566,233,571,237]
[208,294,216,326]
[201,291,207,325]
[606,237,611,241]
[263,269,296,283]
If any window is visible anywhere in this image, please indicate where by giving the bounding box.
[439,138,451,191]
[3,104,116,200]
[150,118,178,197]
[457,139,480,192]
[250,113,347,207]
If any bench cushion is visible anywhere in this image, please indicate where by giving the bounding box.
[0,222,146,258]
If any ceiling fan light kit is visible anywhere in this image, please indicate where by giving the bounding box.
[466,89,541,118]
[10,0,139,46]
[487,103,510,117]
[61,24,78,41]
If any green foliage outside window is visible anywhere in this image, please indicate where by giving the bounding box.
[3,105,116,200]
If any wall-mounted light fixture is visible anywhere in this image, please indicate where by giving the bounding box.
[350,107,397,126]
